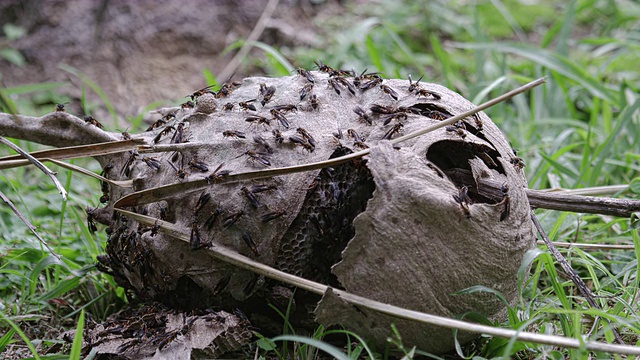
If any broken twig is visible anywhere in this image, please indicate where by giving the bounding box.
[0,135,67,200]
[0,189,61,260]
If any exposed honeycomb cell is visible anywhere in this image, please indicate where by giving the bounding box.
[274,147,375,287]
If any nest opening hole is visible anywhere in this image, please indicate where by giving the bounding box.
[426,140,504,204]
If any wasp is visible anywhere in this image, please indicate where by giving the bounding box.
[141,156,161,170]
[213,275,231,295]
[416,88,442,100]
[327,77,342,95]
[121,130,132,140]
[170,122,186,144]
[188,84,216,101]
[259,83,276,106]
[146,113,175,131]
[190,221,205,251]
[314,60,352,77]
[353,106,372,125]
[510,156,525,171]
[152,126,176,144]
[243,275,259,296]
[308,94,319,110]
[407,74,424,93]
[445,125,466,139]
[241,186,260,208]
[245,115,271,128]
[223,130,246,139]
[296,127,316,147]
[329,69,355,77]
[360,76,382,91]
[242,232,259,256]
[383,122,404,140]
[296,68,315,83]
[314,59,335,73]
[347,129,368,149]
[261,209,287,223]
[204,206,223,230]
[453,186,472,220]
[86,207,98,233]
[253,135,273,154]
[299,83,313,101]
[194,192,211,215]
[381,112,407,126]
[222,102,235,111]
[159,206,168,221]
[465,142,498,168]
[55,103,66,112]
[272,129,284,144]
[472,113,483,131]
[215,80,242,98]
[222,210,244,229]
[155,312,186,337]
[499,183,510,221]
[181,100,195,109]
[83,115,104,129]
[121,150,139,177]
[445,121,466,139]
[380,84,399,100]
[205,163,232,184]
[425,109,449,120]
[241,150,271,166]
[332,128,343,147]
[100,162,113,178]
[289,135,315,152]
[353,68,370,87]
[369,104,398,115]
[239,99,257,111]
[189,159,208,172]
[150,221,160,237]
[167,159,187,179]
[250,184,277,193]
[272,104,298,113]
[100,181,110,204]
[270,109,290,129]
[335,76,356,95]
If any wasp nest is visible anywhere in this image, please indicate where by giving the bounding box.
[1,65,536,355]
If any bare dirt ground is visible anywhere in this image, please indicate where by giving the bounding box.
[0,0,341,122]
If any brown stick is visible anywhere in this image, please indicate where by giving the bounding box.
[526,190,639,217]
[446,168,640,218]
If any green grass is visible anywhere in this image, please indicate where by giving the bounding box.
[2,0,640,358]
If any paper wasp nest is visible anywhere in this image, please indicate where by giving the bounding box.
[85,69,536,354]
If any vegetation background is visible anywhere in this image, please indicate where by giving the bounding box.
[1,0,639,358]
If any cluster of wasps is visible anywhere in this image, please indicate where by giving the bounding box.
[112,76,311,257]
[92,61,525,252]
[187,184,287,258]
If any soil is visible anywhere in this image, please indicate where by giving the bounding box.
[0,0,342,123]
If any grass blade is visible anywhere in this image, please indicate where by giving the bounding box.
[271,335,349,360]
[58,64,120,129]
[0,328,16,353]
[69,310,85,360]
[0,312,40,360]
[452,42,618,104]
[2,82,67,96]
[247,40,295,75]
